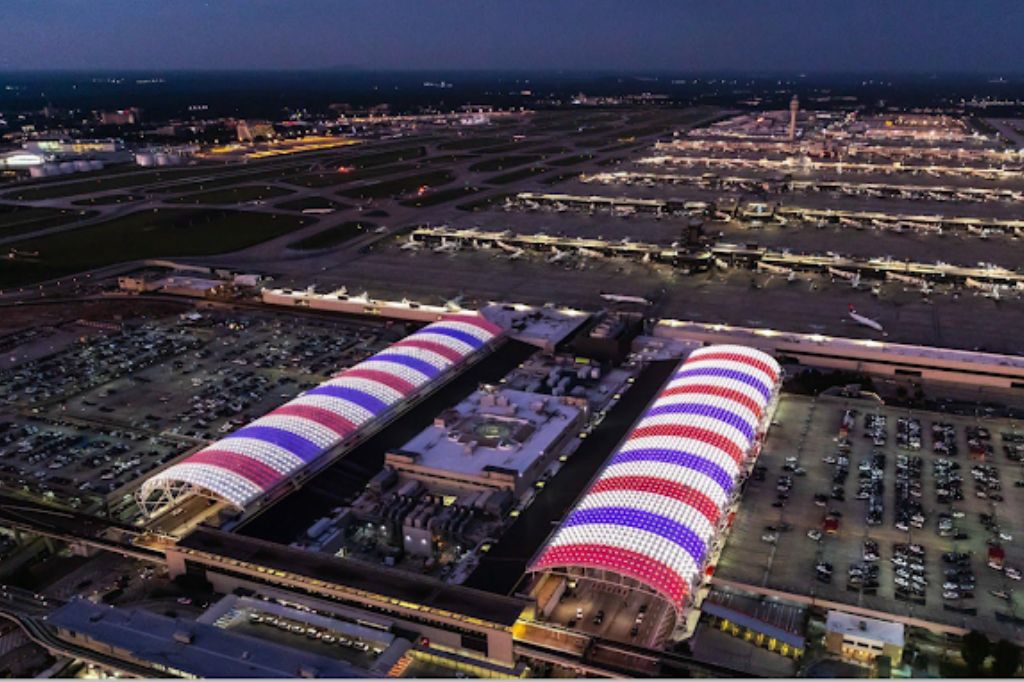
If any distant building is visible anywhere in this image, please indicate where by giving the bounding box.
[568,311,643,364]
[236,120,275,142]
[789,95,799,141]
[49,599,371,678]
[119,275,226,298]
[23,139,123,156]
[385,386,582,498]
[824,611,903,666]
[98,108,141,125]
[156,276,226,299]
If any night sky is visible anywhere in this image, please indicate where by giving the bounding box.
[4,0,1023,74]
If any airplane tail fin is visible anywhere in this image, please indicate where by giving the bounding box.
[848,304,855,313]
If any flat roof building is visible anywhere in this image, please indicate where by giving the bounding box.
[825,610,904,666]
[49,599,372,678]
[385,386,583,497]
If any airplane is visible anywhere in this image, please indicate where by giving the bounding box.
[757,262,793,276]
[600,293,652,306]
[547,247,571,264]
[433,238,460,254]
[400,236,423,251]
[848,305,885,333]
[829,267,862,289]
[444,294,464,312]
[495,240,525,260]
[983,286,1003,301]
[577,246,603,259]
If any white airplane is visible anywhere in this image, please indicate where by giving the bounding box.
[983,286,1003,301]
[547,247,571,264]
[848,305,885,333]
[757,262,793,275]
[444,294,464,312]
[433,238,460,254]
[829,267,862,289]
[600,293,652,305]
[577,246,603,259]
[400,236,422,251]
[494,240,525,260]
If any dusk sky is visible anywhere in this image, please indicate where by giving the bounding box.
[3,0,1023,74]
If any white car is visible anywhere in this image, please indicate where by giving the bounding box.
[807,529,822,541]
[943,591,960,600]
[1000,532,1013,542]
[1006,568,1022,581]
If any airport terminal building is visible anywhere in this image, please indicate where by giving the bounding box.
[529,345,782,640]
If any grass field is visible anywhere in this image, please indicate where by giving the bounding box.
[416,154,476,166]
[168,184,294,205]
[70,194,143,206]
[468,155,542,173]
[284,162,417,189]
[547,154,594,167]
[540,171,581,186]
[337,170,454,200]
[2,166,227,201]
[456,192,516,212]
[399,185,481,208]
[485,166,551,185]
[530,146,572,155]
[437,136,507,151]
[0,207,97,239]
[0,209,311,288]
[276,197,351,212]
[287,220,375,250]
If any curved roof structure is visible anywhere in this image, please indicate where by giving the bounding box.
[529,344,781,613]
[140,315,502,510]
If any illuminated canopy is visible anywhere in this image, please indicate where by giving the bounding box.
[529,344,781,612]
[140,315,502,510]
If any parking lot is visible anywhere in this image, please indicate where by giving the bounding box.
[716,392,1024,642]
[58,313,391,442]
[0,305,395,514]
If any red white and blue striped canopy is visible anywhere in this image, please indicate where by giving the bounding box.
[141,315,502,509]
[529,345,780,611]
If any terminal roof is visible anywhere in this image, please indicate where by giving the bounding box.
[180,527,528,626]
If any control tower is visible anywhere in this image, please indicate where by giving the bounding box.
[788,95,799,141]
